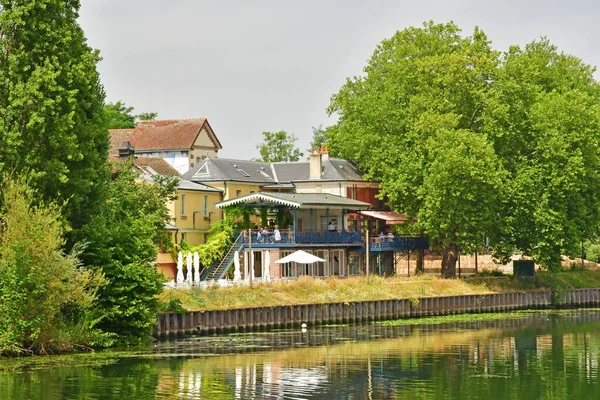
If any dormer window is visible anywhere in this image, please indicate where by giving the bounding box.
[194,162,209,177]
[236,168,250,177]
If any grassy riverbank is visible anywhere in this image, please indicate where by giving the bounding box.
[159,270,600,312]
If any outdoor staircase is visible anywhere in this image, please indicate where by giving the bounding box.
[200,232,245,281]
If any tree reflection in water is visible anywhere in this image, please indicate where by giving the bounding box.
[1,310,599,399]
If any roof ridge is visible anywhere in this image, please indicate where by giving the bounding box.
[137,118,206,123]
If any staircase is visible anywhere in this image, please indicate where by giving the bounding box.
[200,232,245,281]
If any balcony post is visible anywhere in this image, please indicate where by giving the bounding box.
[310,208,313,242]
[341,210,346,242]
[326,208,330,242]
[293,208,297,244]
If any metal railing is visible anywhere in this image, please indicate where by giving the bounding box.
[238,229,363,245]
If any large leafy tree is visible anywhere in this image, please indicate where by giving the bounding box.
[104,100,158,129]
[0,0,109,230]
[75,162,178,343]
[0,177,105,355]
[485,40,600,269]
[328,22,503,277]
[328,21,600,275]
[309,125,328,151]
[255,130,303,162]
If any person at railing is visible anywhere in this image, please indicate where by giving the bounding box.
[328,221,336,232]
[379,232,386,243]
[274,226,281,242]
[256,229,262,243]
[387,232,394,242]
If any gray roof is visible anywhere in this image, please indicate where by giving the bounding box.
[273,158,365,182]
[216,192,371,210]
[183,158,275,183]
[177,179,222,192]
[183,157,366,184]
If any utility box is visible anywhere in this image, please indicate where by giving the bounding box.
[513,260,535,277]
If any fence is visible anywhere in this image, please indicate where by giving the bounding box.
[154,288,600,337]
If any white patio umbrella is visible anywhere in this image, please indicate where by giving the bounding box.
[186,252,193,284]
[193,251,200,284]
[176,251,184,283]
[263,250,271,282]
[275,250,326,264]
[275,250,326,278]
[233,251,242,282]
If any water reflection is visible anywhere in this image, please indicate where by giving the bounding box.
[1,310,600,399]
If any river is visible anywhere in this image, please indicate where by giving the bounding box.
[1,309,599,399]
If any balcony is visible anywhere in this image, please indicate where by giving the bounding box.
[237,229,428,250]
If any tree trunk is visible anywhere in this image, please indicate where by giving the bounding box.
[441,244,458,278]
[416,249,424,273]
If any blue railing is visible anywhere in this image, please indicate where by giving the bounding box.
[235,229,428,249]
[237,229,363,245]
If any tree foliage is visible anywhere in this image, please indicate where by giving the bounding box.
[484,39,600,270]
[74,162,178,343]
[104,100,158,129]
[0,177,106,355]
[328,22,502,277]
[0,0,109,230]
[328,21,600,275]
[309,125,328,151]
[255,131,303,162]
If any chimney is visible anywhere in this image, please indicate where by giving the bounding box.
[118,141,135,160]
[321,145,329,161]
[309,148,322,179]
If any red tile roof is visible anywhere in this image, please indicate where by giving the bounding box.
[108,128,135,157]
[128,119,211,151]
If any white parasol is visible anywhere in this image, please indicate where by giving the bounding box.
[275,250,326,264]
[233,251,242,282]
[186,252,193,284]
[176,251,184,283]
[263,250,271,282]
[193,251,200,284]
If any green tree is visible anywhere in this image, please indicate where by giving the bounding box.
[328,22,503,277]
[75,162,178,343]
[0,0,109,231]
[137,111,158,121]
[0,177,106,355]
[484,39,600,270]
[309,125,328,151]
[329,22,600,274]
[104,101,136,129]
[255,131,303,162]
[104,101,158,129]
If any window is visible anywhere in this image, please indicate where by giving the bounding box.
[236,190,242,198]
[180,194,186,216]
[236,168,250,177]
[203,195,208,217]
[181,232,187,243]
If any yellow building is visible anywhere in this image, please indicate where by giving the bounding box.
[169,179,223,246]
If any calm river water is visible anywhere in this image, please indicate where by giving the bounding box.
[1,309,599,399]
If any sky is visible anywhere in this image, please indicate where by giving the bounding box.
[78,0,600,160]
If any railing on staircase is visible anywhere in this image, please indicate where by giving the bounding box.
[200,232,245,281]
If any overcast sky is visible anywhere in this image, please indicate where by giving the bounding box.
[78,0,600,160]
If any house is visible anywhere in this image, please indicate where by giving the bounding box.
[109,118,222,174]
[178,147,428,282]
[169,179,223,246]
[110,140,225,279]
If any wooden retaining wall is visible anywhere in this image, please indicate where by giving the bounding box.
[154,288,600,337]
